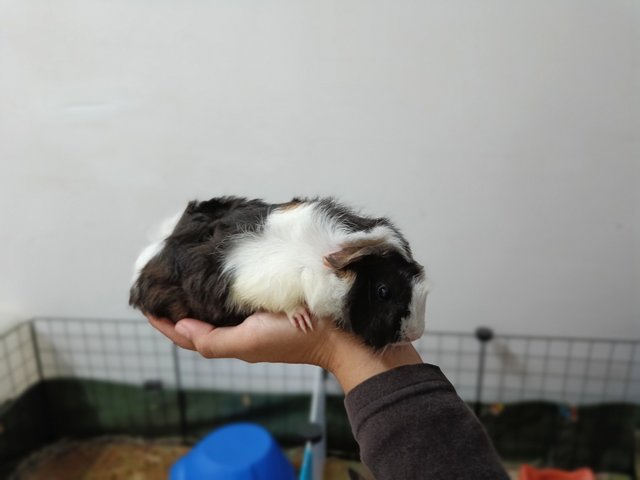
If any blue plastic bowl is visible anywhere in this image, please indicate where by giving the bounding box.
[170,423,296,480]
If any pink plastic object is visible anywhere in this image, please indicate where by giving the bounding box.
[518,464,596,480]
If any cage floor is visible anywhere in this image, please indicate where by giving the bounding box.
[9,434,638,480]
[10,437,189,480]
[9,436,372,480]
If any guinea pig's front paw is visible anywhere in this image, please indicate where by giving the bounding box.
[286,306,314,333]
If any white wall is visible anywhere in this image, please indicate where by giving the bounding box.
[1,1,638,339]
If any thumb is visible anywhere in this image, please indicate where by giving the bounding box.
[175,318,214,340]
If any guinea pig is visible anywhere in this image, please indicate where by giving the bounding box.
[129,196,429,349]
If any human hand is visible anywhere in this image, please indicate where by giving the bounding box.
[147,312,337,366]
[147,312,422,393]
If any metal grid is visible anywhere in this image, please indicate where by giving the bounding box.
[0,319,637,410]
[480,334,640,405]
[0,318,638,479]
[0,322,39,407]
[176,349,318,394]
[26,317,322,445]
[415,330,480,401]
[34,317,176,387]
[31,317,320,395]
[412,329,640,406]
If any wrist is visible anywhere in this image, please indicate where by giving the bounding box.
[321,327,423,394]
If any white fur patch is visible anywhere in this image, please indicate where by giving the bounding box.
[221,200,419,325]
[400,275,429,342]
[223,203,353,319]
[131,212,181,285]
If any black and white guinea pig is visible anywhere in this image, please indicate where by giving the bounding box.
[129,196,429,349]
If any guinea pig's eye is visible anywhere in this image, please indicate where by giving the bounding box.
[376,284,391,300]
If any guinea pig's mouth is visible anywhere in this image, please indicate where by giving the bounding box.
[398,325,425,343]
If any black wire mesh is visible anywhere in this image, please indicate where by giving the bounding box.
[415,330,481,401]
[485,335,640,405]
[0,323,48,478]
[0,318,638,477]
[0,323,39,407]
[413,329,640,405]
[29,317,317,442]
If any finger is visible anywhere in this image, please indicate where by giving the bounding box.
[146,315,196,350]
[181,314,275,360]
[175,318,220,358]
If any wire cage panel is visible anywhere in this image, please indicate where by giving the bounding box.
[485,336,640,405]
[32,318,327,396]
[0,323,39,406]
[34,318,177,388]
[0,319,636,410]
[1,317,639,480]
[414,329,640,406]
[177,350,319,394]
[415,331,482,402]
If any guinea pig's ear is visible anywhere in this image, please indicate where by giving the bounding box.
[323,239,390,270]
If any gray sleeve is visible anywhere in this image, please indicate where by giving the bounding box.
[344,363,509,480]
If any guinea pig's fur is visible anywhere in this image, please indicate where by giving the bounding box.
[129,196,429,349]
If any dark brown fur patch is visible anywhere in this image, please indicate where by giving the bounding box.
[129,196,271,326]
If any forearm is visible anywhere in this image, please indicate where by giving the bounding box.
[344,364,509,480]
[322,329,505,478]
